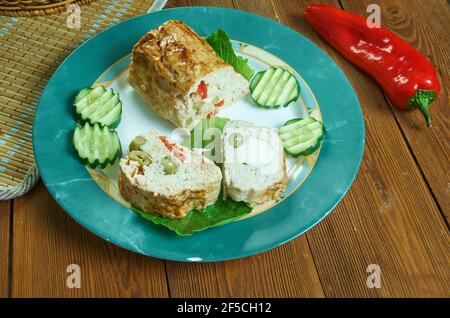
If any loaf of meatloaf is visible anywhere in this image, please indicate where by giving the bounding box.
[118,129,222,219]
[128,20,249,130]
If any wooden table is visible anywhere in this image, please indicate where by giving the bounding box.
[1,0,449,298]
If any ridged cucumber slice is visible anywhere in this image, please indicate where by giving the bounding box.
[73,86,122,128]
[74,86,105,111]
[99,102,122,127]
[279,117,325,157]
[72,122,121,169]
[250,67,300,108]
[74,88,93,104]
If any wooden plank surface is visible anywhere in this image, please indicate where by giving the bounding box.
[269,0,450,297]
[340,0,450,226]
[163,0,450,298]
[168,1,449,297]
[3,0,449,298]
[11,183,169,297]
[0,200,10,298]
[166,239,324,298]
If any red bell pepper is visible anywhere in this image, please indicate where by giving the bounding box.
[159,136,186,162]
[197,81,208,100]
[304,4,440,127]
[214,99,224,107]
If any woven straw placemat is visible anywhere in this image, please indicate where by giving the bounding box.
[0,0,162,200]
[0,0,96,17]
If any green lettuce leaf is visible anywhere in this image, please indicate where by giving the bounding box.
[184,116,230,152]
[206,29,254,80]
[133,195,251,236]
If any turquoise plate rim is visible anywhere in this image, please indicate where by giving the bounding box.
[33,7,365,262]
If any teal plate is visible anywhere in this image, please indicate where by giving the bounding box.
[33,7,364,262]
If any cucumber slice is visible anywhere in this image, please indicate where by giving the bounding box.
[80,89,113,118]
[279,117,325,157]
[73,86,122,128]
[74,88,93,104]
[98,102,122,128]
[250,67,300,108]
[75,86,105,111]
[72,122,121,169]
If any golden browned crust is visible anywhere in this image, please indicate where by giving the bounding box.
[118,171,208,219]
[129,78,183,127]
[128,20,230,128]
[131,20,229,94]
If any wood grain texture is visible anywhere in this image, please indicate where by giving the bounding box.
[270,0,450,297]
[341,0,450,227]
[164,0,325,298]
[166,238,324,297]
[4,0,449,298]
[11,183,168,297]
[0,200,10,298]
